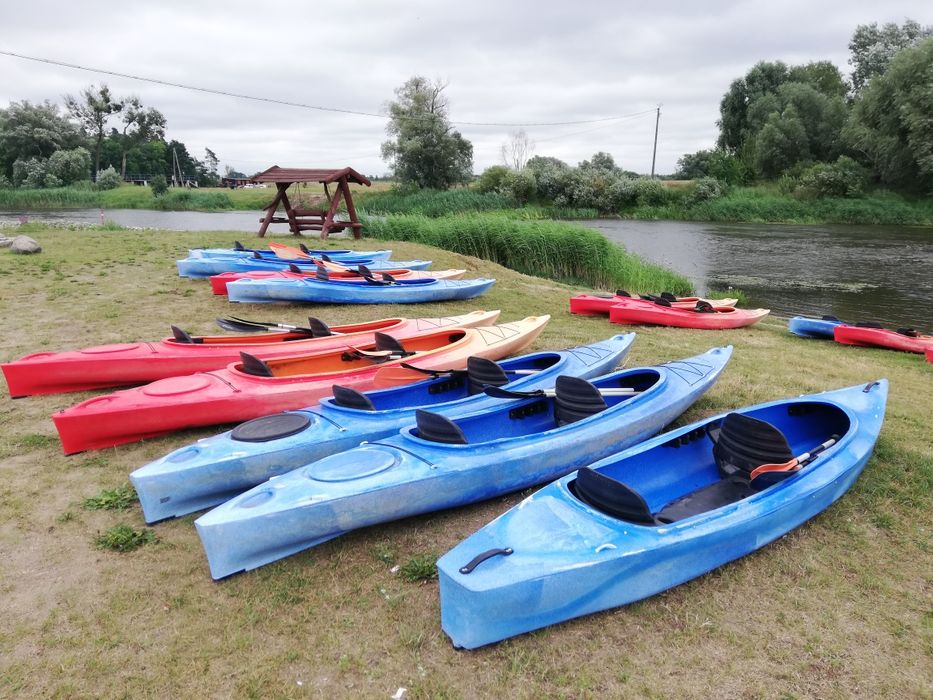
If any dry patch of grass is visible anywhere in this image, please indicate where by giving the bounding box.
[0,227,930,698]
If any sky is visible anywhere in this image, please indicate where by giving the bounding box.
[0,1,928,178]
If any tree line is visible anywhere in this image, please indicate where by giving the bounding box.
[0,84,240,190]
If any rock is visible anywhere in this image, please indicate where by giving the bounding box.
[0,235,13,248]
[10,235,41,254]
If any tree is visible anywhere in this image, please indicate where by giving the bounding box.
[717,61,789,153]
[500,129,534,170]
[579,152,620,173]
[754,107,810,178]
[845,37,933,192]
[64,84,123,179]
[204,148,219,178]
[119,98,165,178]
[0,101,80,177]
[848,19,932,94]
[787,61,848,98]
[381,76,473,189]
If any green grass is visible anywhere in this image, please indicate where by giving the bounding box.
[399,553,439,582]
[82,484,138,511]
[94,524,157,552]
[364,213,692,295]
[357,188,514,216]
[0,228,929,698]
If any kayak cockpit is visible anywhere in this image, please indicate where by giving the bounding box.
[408,370,662,444]
[568,400,851,525]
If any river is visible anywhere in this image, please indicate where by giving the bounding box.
[2,209,930,328]
[580,219,932,329]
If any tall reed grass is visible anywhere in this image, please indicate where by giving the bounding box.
[357,189,514,217]
[0,188,103,208]
[363,213,692,294]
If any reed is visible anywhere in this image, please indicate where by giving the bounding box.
[357,188,514,216]
[363,213,692,294]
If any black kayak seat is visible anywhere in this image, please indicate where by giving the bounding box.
[653,297,672,307]
[307,317,333,337]
[660,292,678,302]
[822,315,842,322]
[316,265,330,281]
[331,384,376,411]
[896,327,920,337]
[554,375,607,426]
[571,467,658,525]
[374,332,407,354]
[415,409,467,445]
[694,300,716,313]
[855,321,883,328]
[234,240,246,251]
[358,264,372,277]
[239,352,274,377]
[288,263,304,273]
[615,289,632,297]
[231,412,311,442]
[466,356,509,395]
[711,413,795,480]
[252,251,263,259]
[171,325,198,344]
[655,478,754,524]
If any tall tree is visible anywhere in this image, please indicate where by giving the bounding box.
[845,37,933,191]
[119,98,165,178]
[381,76,473,189]
[848,19,932,94]
[0,101,80,177]
[64,84,123,179]
[500,129,535,170]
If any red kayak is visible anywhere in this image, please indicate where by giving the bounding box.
[608,298,769,329]
[570,292,737,316]
[834,323,933,354]
[926,348,933,364]
[1,311,499,397]
[209,267,466,295]
[52,316,549,454]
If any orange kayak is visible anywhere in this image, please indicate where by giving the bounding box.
[608,298,768,329]
[2,311,498,397]
[209,267,466,295]
[52,316,550,454]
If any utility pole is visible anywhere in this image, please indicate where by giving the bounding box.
[650,105,661,178]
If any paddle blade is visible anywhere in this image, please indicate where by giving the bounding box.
[216,317,267,332]
[373,363,441,385]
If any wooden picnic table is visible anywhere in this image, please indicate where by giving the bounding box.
[251,166,371,239]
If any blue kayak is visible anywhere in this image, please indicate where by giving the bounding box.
[131,334,636,523]
[191,246,392,261]
[194,346,732,579]
[437,379,888,649]
[226,276,495,304]
[177,255,431,278]
[788,315,845,339]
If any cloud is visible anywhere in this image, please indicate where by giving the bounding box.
[0,0,928,175]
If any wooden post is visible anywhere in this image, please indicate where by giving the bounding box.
[257,185,286,237]
[279,186,300,235]
[320,183,344,240]
[340,177,362,239]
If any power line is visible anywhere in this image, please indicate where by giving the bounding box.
[0,49,655,128]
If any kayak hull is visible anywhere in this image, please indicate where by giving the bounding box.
[833,325,933,354]
[131,334,636,522]
[1,311,499,397]
[788,316,843,339]
[226,277,495,304]
[437,380,887,649]
[209,269,466,295]
[177,256,432,278]
[570,294,737,315]
[609,300,769,329]
[194,346,732,579]
[52,317,549,454]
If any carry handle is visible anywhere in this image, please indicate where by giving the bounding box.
[459,547,514,574]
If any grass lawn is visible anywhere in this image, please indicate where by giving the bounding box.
[0,228,930,698]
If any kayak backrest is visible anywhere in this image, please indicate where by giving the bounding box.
[239,352,274,377]
[415,409,468,444]
[375,333,407,354]
[171,325,197,344]
[896,327,920,337]
[554,376,607,426]
[653,298,672,307]
[694,301,716,313]
[307,317,333,337]
[571,467,657,525]
[855,321,883,328]
[316,264,330,281]
[331,384,376,411]
[660,292,677,302]
[822,315,842,322]
[711,413,794,480]
[466,357,509,395]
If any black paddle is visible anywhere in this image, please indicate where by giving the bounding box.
[483,385,638,399]
[215,316,323,335]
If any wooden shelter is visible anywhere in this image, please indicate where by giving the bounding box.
[252,166,372,239]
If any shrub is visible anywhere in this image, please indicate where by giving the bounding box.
[43,173,62,188]
[502,169,536,205]
[47,147,92,185]
[0,174,10,189]
[795,156,870,199]
[475,165,511,193]
[96,166,122,190]
[633,177,668,206]
[687,177,727,205]
[13,157,48,188]
[150,174,168,197]
[606,177,639,210]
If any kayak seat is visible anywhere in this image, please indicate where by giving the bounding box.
[615,289,632,297]
[375,333,407,354]
[554,376,607,426]
[231,412,312,442]
[822,315,842,322]
[660,292,678,302]
[415,409,467,445]
[331,385,376,411]
[694,301,716,313]
[171,325,200,344]
[896,327,920,337]
[316,265,330,281]
[855,321,883,328]
[570,467,658,525]
[466,356,509,395]
[653,298,672,307]
[654,478,754,524]
[710,413,795,480]
[239,352,274,377]
[307,317,333,337]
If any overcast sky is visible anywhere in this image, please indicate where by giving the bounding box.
[1,1,928,177]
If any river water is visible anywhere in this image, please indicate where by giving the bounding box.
[2,209,929,328]
[581,219,932,329]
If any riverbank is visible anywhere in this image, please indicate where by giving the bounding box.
[1,182,930,226]
[0,228,929,698]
